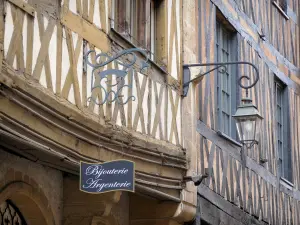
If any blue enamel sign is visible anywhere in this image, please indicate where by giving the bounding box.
[80,160,135,193]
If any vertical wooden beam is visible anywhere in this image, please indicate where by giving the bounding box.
[115,0,126,33]
[164,85,168,140]
[76,0,82,15]
[37,13,53,90]
[83,0,89,20]
[87,44,104,118]
[0,0,3,73]
[6,5,25,69]
[56,22,63,95]
[127,69,133,129]
[25,12,34,75]
[147,78,152,135]
[82,39,87,106]
[156,0,168,67]
[133,73,147,133]
[65,28,82,108]
[136,0,146,47]
[88,0,95,23]
[32,17,55,80]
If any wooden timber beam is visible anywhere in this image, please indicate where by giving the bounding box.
[7,0,35,17]
[197,120,300,202]
[61,8,110,53]
[198,185,268,225]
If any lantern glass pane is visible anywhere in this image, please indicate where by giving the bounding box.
[254,117,262,142]
[235,116,257,142]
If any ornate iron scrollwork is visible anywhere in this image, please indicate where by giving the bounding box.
[84,48,150,105]
[182,62,260,97]
[0,200,27,225]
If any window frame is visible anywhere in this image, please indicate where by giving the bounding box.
[215,18,238,141]
[274,77,292,183]
[113,0,157,60]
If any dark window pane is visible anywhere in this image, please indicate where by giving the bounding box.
[216,21,236,137]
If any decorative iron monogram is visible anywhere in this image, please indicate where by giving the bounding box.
[84,48,150,105]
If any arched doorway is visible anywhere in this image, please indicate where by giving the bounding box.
[0,200,27,225]
[0,181,55,225]
[0,193,48,225]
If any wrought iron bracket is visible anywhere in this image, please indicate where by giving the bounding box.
[183,168,210,186]
[182,61,260,97]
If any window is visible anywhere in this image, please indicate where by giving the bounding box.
[114,0,157,59]
[275,78,292,182]
[215,20,238,139]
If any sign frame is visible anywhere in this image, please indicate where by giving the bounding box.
[79,159,135,194]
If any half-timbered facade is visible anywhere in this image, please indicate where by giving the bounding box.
[0,0,195,225]
[182,0,300,224]
[0,0,299,225]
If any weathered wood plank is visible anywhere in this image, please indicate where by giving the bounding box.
[61,32,83,99]
[127,69,133,129]
[86,44,105,117]
[112,77,126,126]
[61,9,110,53]
[8,0,35,16]
[220,149,230,200]
[56,23,63,95]
[207,142,216,191]
[76,0,82,15]
[168,89,179,144]
[147,78,152,135]
[82,40,87,106]
[32,18,55,80]
[216,143,221,195]
[64,28,82,108]
[25,14,34,75]
[133,73,147,133]
[151,82,164,139]
[0,0,4,49]
[0,44,3,73]
[88,0,95,23]
[6,5,25,68]
[37,13,53,90]
[82,0,88,19]
[198,184,268,225]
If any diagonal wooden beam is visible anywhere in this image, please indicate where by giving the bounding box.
[61,9,110,53]
[133,73,147,133]
[168,88,179,144]
[112,76,126,126]
[151,82,164,139]
[6,5,25,69]
[64,28,82,108]
[36,13,53,90]
[61,31,83,99]
[32,18,55,80]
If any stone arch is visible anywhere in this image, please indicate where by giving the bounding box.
[0,173,56,225]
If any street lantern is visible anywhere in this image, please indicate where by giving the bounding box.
[182,61,263,148]
[232,97,263,147]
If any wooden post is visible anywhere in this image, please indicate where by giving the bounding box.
[0,0,4,73]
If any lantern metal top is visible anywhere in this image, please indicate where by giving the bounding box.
[232,98,263,119]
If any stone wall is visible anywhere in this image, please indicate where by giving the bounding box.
[0,148,63,225]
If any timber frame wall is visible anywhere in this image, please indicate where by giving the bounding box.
[193,0,300,224]
[0,0,200,216]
